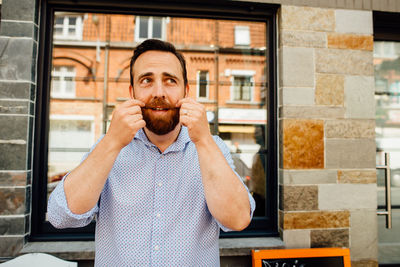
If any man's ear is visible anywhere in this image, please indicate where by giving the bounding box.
[129,85,134,99]
[184,84,189,97]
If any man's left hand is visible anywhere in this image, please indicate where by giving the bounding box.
[177,98,211,144]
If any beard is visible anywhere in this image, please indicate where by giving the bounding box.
[141,97,180,135]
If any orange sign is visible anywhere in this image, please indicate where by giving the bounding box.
[252,247,351,267]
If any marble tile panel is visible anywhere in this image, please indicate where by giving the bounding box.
[310,229,349,247]
[338,170,376,184]
[345,75,375,119]
[280,106,345,119]
[0,188,25,215]
[280,87,315,106]
[335,9,373,34]
[350,209,378,260]
[281,6,335,32]
[351,260,378,267]
[315,74,344,106]
[283,119,324,169]
[280,185,318,211]
[280,30,326,48]
[0,236,24,257]
[282,211,350,230]
[281,47,314,87]
[280,169,337,185]
[327,33,373,50]
[283,229,311,248]
[0,171,27,186]
[325,119,375,138]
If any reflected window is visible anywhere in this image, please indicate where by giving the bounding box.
[197,70,209,99]
[232,73,253,101]
[51,66,76,98]
[135,16,165,41]
[234,26,250,46]
[54,15,83,40]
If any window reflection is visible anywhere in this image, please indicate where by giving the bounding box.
[47,12,268,219]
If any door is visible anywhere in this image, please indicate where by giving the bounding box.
[374,40,400,264]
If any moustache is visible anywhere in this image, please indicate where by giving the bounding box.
[141,98,179,111]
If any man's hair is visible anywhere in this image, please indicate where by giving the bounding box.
[129,39,188,88]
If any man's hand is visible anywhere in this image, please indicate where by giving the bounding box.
[177,98,211,144]
[106,99,146,150]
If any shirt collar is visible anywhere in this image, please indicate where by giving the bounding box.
[134,126,191,153]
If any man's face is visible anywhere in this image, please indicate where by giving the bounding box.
[130,50,188,135]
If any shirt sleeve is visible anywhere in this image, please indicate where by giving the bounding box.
[47,135,104,229]
[212,135,256,232]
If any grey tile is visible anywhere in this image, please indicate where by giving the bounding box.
[0,100,30,115]
[0,216,25,235]
[1,0,37,21]
[0,21,36,38]
[0,171,27,186]
[0,116,28,140]
[0,236,24,257]
[0,187,26,215]
[0,143,27,170]
[0,38,34,81]
[326,139,376,168]
[0,82,32,99]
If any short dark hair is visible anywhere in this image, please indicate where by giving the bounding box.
[130,39,188,88]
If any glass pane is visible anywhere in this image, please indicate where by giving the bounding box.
[69,17,77,26]
[55,17,64,26]
[152,17,162,39]
[48,12,268,223]
[139,16,149,39]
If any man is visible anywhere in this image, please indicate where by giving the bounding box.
[48,39,255,266]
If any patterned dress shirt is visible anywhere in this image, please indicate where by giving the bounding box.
[48,126,255,267]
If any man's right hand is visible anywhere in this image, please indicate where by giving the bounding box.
[105,99,146,150]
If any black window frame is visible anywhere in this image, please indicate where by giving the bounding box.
[31,0,279,241]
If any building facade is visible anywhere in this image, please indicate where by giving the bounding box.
[1,0,400,266]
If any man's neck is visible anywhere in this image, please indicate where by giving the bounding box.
[143,124,182,153]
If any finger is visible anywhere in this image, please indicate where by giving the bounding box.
[128,113,143,122]
[176,97,196,107]
[121,98,145,108]
[125,105,143,115]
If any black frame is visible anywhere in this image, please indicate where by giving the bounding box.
[31,0,279,241]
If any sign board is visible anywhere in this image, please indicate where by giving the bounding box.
[218,108,266,124]
[252,248,351,267]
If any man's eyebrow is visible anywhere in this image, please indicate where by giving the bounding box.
[162,72,179,80]
[137,72,153,80]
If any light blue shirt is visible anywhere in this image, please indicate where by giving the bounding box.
[48,126,255,266]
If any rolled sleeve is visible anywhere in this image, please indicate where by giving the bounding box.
[212,136,256,232]
[47,174,98,229]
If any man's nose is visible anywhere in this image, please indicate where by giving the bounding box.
[152,80,166,98]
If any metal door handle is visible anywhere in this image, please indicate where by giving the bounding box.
[377,152,392,229]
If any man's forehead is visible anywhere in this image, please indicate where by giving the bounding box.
[133,50,183,77]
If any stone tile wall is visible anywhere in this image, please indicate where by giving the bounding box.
[0,0,39,257]
[279,5,378,266]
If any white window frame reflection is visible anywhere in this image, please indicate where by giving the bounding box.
[234,25,251,46]
[230,70,255,102]
[54,15,83,40]
[197,70,209,99]
[134,16,167,41]
[51,66,76,99]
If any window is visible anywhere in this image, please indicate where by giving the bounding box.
[54,15,83,40]
[33,1,278,241]
[234,26,250,46]
[135,16,166,41]
[197,70,209,99]
[51,66,76,98]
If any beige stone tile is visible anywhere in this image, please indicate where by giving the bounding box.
[310,229,349,247]
[281,6,335,32]
[280,87,315,106]
[328,33,373,51]
[280,106,345,119]
[325,119,375,138]
[350,209,378,261]
[315,74,344,106]
[338,170,377,184]
[283,229,311,248]
[283,119,324,169]
[352,260,378,267]
[335,9,373,34]
[325,139,376,169]
[345,75,375,119]
[280,169,337,185]
[281,30,326,48]
[282,210,350,229]
[281,47,314,87]
[280,185,318,211]
[316,48,373,76]
[318,184,377,210]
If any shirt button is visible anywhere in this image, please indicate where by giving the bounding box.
[154,245,159,251]
[156,213,161,218]
[158,182,162,187]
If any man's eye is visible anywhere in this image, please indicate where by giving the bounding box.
[141,78,151,84]
[166,78,176,84]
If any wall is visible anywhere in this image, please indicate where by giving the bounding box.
[278,5,377,266]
